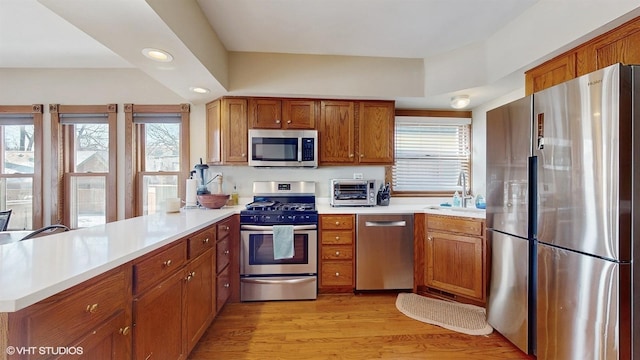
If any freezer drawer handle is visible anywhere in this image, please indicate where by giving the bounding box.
[241,277,316,285]
[364,221,406,227]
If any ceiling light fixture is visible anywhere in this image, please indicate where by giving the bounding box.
[142,48,173,62]
[190,87,210,94]
[450,95,470,109]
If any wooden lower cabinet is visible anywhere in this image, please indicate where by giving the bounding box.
[185,249,214,354]
[5,217,238,360]
[415,213,487,306]
[318,214,355,293]
[133,268,187,360]
[7,265,133,360]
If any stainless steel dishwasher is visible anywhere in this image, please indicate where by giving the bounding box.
[356,214,414,290]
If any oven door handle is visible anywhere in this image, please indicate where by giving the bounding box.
[240,224,317,231]
[241,277,316,285]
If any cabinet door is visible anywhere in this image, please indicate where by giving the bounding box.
[249,98,282,129]
[525,53,576,94]
[282,99,316,129]
[221,98,248,163]
[133,269,186,360]
[185,249,214,353]
[206,100,222,164]
[425,230,484,301]
[357,101,394,164]
[318,101,355,164]
[72,310,131,360]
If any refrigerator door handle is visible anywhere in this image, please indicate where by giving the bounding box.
[536,113,545,150]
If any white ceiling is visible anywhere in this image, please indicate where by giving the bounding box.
[1,0,639,109]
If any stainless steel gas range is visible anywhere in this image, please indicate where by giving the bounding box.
[239,181,318,301]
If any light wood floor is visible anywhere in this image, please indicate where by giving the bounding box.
[189,293,531,359]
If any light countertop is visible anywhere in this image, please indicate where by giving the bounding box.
[0,206,241,312]
[0,198,484,312]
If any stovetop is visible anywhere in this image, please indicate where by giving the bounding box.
[241,196,317,225]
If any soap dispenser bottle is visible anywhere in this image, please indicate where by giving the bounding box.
[453,191,461,207]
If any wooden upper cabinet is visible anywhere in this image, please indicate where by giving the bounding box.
[319,100,356,164]
[249,98,316,129]
[578,17,640,76]
[525,53,576,95]
[357,101,394,164]
[207,98,248,165]
[526,16,640,93]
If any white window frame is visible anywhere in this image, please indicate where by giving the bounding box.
[390,115,472,196]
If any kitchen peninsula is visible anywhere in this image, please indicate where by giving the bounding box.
[0,201,484,360]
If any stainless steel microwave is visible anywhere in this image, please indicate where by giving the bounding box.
[330,179,377,207]
[248,129,318,168]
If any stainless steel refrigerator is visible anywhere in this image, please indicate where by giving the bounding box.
[486,96,536,355]
[486,63,640,359]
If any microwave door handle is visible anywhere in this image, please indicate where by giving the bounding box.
[297,137,302,162]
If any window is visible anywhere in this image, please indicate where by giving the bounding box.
[51,104,117,228]
[125,104,190,217]
[391,116,471,196]
[0,105,43,230]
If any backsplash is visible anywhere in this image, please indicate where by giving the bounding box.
[206,165,385,198]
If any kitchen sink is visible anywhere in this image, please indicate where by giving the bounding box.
[423,205,485,217]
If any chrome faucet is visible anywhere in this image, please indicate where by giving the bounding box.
[457,171,472,208]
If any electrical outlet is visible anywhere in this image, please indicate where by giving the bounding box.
[353,173,363,179]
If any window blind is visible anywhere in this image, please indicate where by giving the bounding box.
[392,117,471,193]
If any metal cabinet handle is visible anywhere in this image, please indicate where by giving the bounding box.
[224,283,230,288]
[335,251,341,256]
[335,235,340,240]
[163,259,172,267]
[86,303,99,313]
[427,237,433,241]
[349,154,354,158]
[360,154,364,158]
[119,326,131,336]
[335,221,340,226]
[224,250,230,255]
[287,120,292,124]
[275,120,281,124]
[203,238,209,244]
[335,272,340,277]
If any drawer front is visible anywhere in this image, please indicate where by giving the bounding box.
[216,236,231,274]
[27,268,129,350]
[216,265,231,312]
[321,215,354,230]
[321,261,353,286]
[321,245,353,260]
[321,230,353,245]
[134,241,187,294]
[427,215,483,236]
[188,227,215,259]
[217,217,234,240]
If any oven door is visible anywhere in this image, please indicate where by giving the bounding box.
[240,224,317,275]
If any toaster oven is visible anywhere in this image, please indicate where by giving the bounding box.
[330,179,377,207]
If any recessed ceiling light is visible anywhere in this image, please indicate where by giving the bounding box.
[450,95,470,109]
[190,87,210,94]
[142,48,173,62]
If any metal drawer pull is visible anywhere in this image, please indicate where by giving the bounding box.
[335,221,340,225]
[163,259,172,267]
[86,303,99,313]
[365,221,406,227]
[335,236,340,240]
[335,251,340,256]
[224,250,230,255]
[119,326,131,336]
[224,283,230,288]
[335,272,340,277]
[203,238,209,244]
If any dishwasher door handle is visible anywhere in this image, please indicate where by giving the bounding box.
[364,221,407,227]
